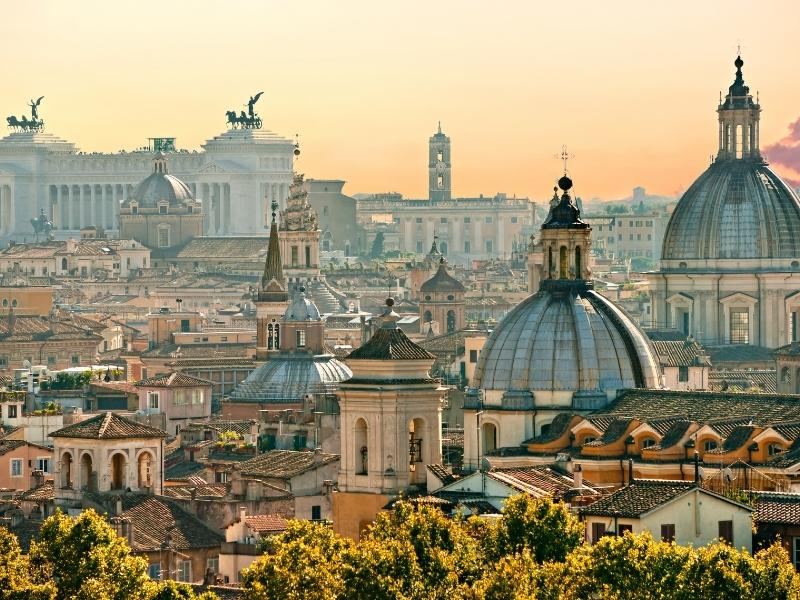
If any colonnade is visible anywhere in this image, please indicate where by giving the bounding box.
[51,183,134,230]
[0,186,12,235]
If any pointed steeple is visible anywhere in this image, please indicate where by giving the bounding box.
[258,199,288,302]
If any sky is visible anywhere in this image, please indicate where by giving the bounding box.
[1,1,800,201]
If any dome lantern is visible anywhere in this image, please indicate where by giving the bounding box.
[717,54,762,162]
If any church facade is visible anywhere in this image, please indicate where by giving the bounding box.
[647,56,800,349]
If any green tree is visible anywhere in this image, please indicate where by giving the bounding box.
[242,520,352,600]
[369,232,385,258]
[0,526,56,599]
[484,494,583,564]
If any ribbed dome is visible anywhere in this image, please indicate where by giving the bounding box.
[473,287,661,394]
[662,161,800,261]
[125,153,194,208]
[229,355,351,403]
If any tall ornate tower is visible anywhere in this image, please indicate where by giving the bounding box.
[716,55,762,162]
[280,173,321,285]
[428,122,451,202]
[256,199,290,360]
[333,298,445,540]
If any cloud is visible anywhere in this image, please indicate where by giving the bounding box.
[763,117,800,187]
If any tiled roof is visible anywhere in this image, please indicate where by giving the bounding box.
[239,450,339,480]
[600,390,800,426]
[0,439,25,456]
[417,330,467,356]
[207,419,257,437]
[644,329,688,342]
[718,425,757,452]
[245,514,289,534]
[488,466,598,498]
[709,369,777,394]
[162,484,228,499]
[526,413,576,444]
[651,420,692,450]
[0,315,103,343]
[135,372,212,388]
[166,358,256,368]
[89,381,139,395]
[585,418,633,447]
[652,340,710,367]
[153,236,269,260]
[346,327,435,361]
[17,481,54,503]
[755,492,800,524]
[774,343,800,357]
[706,344,775,365]
[50,412,168,439]
[165,461,206,481]
[427,464,460,486]
[420,262,466,293]
[579,480,696,517]
[118,494,224,551]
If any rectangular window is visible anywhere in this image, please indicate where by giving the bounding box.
[440,217,448,224]
[416,217,423,224]
[464,241,470,254]
[464,217,471,224]
[618,524,633,535]
[305,246,311,267]
[646,220,653,227]
[660,524,676,542]
[511,216,518,224]
[629,234,634,241]
[469,349,478,363]
[177,560,192,583]
[437,175,444,188]
[485,217,493,224]
[794,537,800,569]
[718,520,733,545]
[311,505,322,520]
[159,205,167,215]
[215,472,229,484]
[678,366,689,382]
[37,458,51,473]
[11,459,22,477]
[296,330,306,348]
[485,240,493,253]
[207,556,219,575]
[47,355,56,365]
[591,522,606,543]
[0,357,6,367]
[192,390,204,405]
[7,404,17,418]
[180,319,191,332]
[148,392,160,410]
[157,227,169,248]
[148,563,161,580]
[71,355,80,366]
[220,336,227,342]
[416,241,423,253]
[637,234,642,241]
[730,309,749,344]
[291,246,299,267]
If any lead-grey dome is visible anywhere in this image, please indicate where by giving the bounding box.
[473,286,661,394]
[230,355,351,403]
[125,153,194,208]
[662,161,800,261]
[284,289,321,322]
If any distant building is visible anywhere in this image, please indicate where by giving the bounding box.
[305,179,362,256]
[583,212,669,261]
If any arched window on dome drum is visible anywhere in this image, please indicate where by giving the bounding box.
[447,310,456,333]
[575,246,582,279]
[274,323,280,349]
[267,324,274,350]
[559,246,568,279]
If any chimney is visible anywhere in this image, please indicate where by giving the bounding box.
[239,506,246,523]
[573,465,583,489]
[115,496,123,516]
[693,451,700,483]
[628,458,634,484]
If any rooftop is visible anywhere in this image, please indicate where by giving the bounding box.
[50,412,168,440]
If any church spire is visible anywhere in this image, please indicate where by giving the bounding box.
[259,199,287,301]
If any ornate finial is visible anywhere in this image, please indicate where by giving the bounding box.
[294,133,301,157]
[735,54,743,70]
[558,175,573,192]
[556,145,574,175]
[437,121,442,134]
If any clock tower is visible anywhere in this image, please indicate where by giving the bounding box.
[428,122,451,202]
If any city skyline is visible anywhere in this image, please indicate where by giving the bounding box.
[2,1,799,201]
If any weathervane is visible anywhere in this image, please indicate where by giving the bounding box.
[6,96,45,133]
[225,92,264,129]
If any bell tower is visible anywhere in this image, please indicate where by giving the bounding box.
[255,199,289,360]
[428,122,451,202]
[717,55,762,161]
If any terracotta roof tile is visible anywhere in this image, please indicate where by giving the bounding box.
[652,340,711,367]
[346,327,435,361]
[135,372,212,388]
[51,412,167,439]
[240,449,339,480]
[755,492,800,524]
[17,480,54,502]
[244,514,289,533]
[580,480,697,517]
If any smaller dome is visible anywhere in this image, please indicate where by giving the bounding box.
[125,153,194,208]
[283,288,321,321]
[230,355,351,403]
[420,260,465,293]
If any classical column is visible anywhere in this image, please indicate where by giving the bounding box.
[223,183,231,234]
[55,185,63,229]
[98,186,106,230]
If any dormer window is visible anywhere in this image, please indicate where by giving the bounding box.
[131,203,139,215]
[159,204,168,215]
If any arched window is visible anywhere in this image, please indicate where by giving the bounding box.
[482,422,497,454]
[354,418,368,475]
[559,246,568,279]
[409,418,425,468]
[575,246,582,279]
[111,453,127,490]
[447,310,456,333]
[61,452,73,489]
[424,310,433,323]
[267,324,274,350]
[61,257,68,271]
[80,453,94,492]
[138,452,153,489]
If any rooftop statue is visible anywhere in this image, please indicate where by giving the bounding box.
[6,96,45,133]
[226,92,264,130]
[31,208,54,241]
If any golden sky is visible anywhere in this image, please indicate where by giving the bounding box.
[2,0,799,200]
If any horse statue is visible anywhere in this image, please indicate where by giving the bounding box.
[6,96,45,133]
[30,208,54,241]
[224,93,264,130]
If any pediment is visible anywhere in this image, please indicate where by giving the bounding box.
[196,162,228,174]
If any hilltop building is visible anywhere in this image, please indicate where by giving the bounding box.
[648,56,800,348]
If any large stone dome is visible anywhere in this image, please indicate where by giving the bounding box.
[229,355,351,404]
[662,160,800,262]
[473,285,661,399]
[125,153,194,208]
